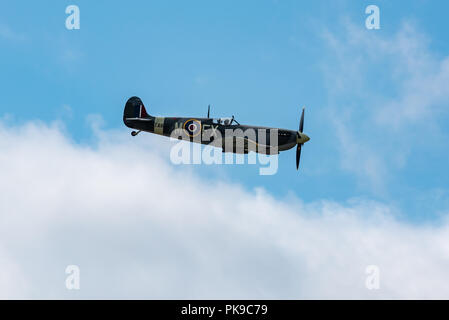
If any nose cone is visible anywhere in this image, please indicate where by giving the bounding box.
[302,133,310,143]
[297,133,310,144]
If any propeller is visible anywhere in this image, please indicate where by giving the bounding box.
[296,144,302,170]
[207,105,210,118]
[296,107,309,170]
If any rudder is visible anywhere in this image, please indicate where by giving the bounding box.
[123,96,150,122]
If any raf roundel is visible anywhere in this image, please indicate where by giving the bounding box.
[183,119,202,137]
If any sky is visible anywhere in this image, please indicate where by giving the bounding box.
[1,0,449,299]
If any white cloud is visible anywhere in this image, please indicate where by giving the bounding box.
[0,246,28,299]
[320,21,449,191]
[0,120,449,299]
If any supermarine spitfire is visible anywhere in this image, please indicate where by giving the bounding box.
[123,96,310,170]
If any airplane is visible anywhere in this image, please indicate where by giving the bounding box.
[123,96,310,170]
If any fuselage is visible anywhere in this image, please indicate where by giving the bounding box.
[123,96,310,155]
[124,115,307,154]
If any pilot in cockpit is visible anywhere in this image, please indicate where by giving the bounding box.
[213,117,239,126]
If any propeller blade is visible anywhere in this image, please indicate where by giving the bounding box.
[296,144,302,170]
[299,107,305,133]
[207,105,210,118]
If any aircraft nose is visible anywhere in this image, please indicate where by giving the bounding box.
[297,133,310,144]
[302,133,310,143]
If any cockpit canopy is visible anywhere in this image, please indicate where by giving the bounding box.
[212,116,239,125]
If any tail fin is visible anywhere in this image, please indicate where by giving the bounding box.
[123,96,150,121]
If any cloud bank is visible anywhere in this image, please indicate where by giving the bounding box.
[321,22,449,191]
[0,120,448,299]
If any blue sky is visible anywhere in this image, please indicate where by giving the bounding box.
[1,0,449,222]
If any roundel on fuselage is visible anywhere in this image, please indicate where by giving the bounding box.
[183,119,202,137]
